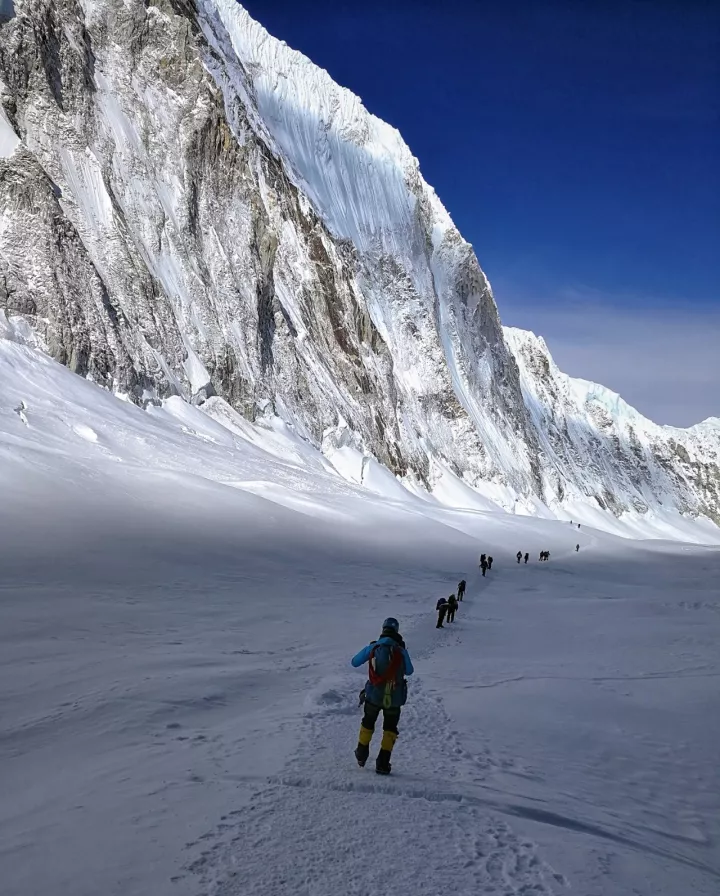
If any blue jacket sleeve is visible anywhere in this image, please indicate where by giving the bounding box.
[351,644,374,667]
[402,649,414,676]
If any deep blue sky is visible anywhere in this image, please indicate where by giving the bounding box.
[242,0,719,425]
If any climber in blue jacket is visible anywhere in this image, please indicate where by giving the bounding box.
[351,617,414,775]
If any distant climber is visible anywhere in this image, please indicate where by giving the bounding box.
[578,524,581,529]
[457,579,466,601]
[487,556,493,570]
[516,551,522,564]
[576,544,580,552]
[539,551,544,561]
[479,553,486,567]
[351,617,414,775]
[524,552,529,564]
[446,593,458,623]
[481,558,488,577]
[436,597,448,628]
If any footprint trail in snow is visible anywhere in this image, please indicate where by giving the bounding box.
[185,578,565,896]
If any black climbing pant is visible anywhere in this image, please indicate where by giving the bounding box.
[361,701,400,734]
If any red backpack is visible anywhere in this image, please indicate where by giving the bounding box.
[367,642,403,688]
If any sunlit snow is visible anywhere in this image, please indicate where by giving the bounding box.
[1,331,719,896]
[0,103,19,157]
[1,3,719,894]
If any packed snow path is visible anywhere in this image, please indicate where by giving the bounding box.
[185,571,565,896]
[178,555,720,896]
[2,498,719,896]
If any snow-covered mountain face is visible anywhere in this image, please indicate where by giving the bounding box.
[0,0,718,534]
[504,328,720,526]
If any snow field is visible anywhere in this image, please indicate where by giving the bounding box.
[1,338,719,895]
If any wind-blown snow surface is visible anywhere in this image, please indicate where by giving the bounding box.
[1,338,719,896]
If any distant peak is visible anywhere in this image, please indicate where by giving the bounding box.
[503,326,549,353]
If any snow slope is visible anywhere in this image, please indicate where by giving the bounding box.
[0,105,18,155]
[1,337,719,896]
[1,0,717,533]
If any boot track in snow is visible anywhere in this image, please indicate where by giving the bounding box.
[182,572,566,895]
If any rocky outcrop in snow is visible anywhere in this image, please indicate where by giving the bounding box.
[0,0,717,529]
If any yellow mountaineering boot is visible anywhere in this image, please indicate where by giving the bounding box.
[354,724,373,767]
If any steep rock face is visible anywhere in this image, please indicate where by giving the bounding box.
[0,0,541,489]
[0,0,408,475]
[505,327,720,523]
[0,0,717,528]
